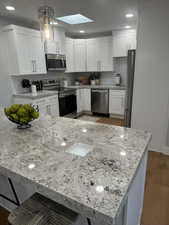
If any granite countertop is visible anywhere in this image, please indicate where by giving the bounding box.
[13,90,58,100]
[0,112,151,224]
[67,85,126,90]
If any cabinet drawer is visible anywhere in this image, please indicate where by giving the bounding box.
[34,98,47,105]
[45,95,58,103]
[110,90,126,96]
[13,97,33,105]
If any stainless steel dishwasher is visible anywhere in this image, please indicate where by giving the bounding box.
[91,89,109,114]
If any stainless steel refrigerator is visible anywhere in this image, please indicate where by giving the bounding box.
[125,49,136,127]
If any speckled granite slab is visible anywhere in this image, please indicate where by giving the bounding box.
[0,111,151,224]
[67,85,126,90]
[13,90,58,100]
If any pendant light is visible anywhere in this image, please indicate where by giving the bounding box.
[38,6,55,41]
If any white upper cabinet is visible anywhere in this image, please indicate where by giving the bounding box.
[112,29,137,57]
[65,37,75,73]
[66,36,112,73]
[86,38,100,72]
[99,36,113,71]
[45,28,66,55]
[74,39,87,72]
[2,25,46,75]
[86,37,113,72]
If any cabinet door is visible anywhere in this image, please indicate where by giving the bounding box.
[15,31,46,75]
[109,90,126,116]
[29,34,46,74]
[127,30,137,50]
[113,34,129,57]
[46,95,59,116]
[15,33,33,74]
[112,30,136,57]
[66,38,75,72]
[45,40,57,54]
[50,104,59,116]
[53,28,66,55]
[86,38,100,72]
[82,89,91,111]
[76,89,83,113]
[35,99,47,115]
[99,37,113,71]
[74,39,86,72]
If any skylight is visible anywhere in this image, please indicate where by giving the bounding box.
[57,14,93,24]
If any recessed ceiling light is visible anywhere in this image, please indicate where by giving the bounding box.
[6,6,15,11]
[57,14,93,25]
[125,25,131,29]
[80,30,85,33]
[126,13,134,18]
[50,21,58,25]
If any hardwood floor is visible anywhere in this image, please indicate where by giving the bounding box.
[141,151,169,225]
[77,114,125,127]
[96,117,125,126]
[1,151,169,225]
[0,207,9,225]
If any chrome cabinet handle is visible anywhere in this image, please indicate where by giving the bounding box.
[31,60,34,72]
[32,60,37,72]
[34,60,37,72]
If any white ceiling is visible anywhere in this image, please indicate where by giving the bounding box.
[0,0,138,35]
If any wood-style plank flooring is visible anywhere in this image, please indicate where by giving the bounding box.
[141,151,169,225]
[77,115,125,127]
[0,152,169,225]
[0,207,9,225]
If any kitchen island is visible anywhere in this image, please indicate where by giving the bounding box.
[0,111,151,225]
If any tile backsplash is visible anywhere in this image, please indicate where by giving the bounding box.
[11,57,128,94]
[11,72,75,94]
[100,57,128,86]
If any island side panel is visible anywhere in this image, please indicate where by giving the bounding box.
[126,151,148,225]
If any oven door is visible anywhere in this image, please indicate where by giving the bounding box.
[59,94,77,116]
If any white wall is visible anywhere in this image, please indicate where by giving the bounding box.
[0,31,13,107]
[132,0,169,153]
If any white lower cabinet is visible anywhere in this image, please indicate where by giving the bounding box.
[82,89,91,111]
[77,89,83,113]
[77,89,91,113]
[13,95,59,117]
[109,90,126,117]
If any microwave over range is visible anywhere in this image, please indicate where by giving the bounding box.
[45,54,66,71]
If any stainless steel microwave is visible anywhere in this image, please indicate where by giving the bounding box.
[45,54,66,71]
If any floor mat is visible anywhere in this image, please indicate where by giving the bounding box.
[96,117,125,126]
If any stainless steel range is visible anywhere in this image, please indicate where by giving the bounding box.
[43,80,77,117]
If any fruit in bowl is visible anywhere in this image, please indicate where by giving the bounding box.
[4,104,39,129]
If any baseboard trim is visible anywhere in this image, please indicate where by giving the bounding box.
[149,147,169,156]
